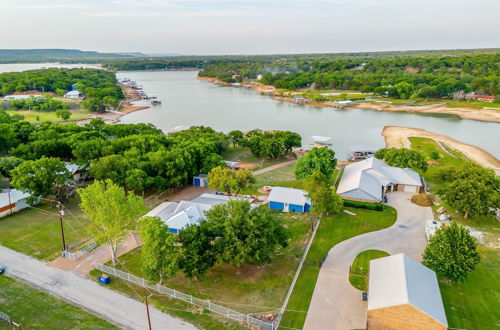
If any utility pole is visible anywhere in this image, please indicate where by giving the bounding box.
[145,295,152,330]
[57,202,67,251]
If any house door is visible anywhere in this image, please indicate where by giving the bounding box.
[284,203,289,212]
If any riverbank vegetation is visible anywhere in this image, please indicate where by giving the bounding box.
[0,68,123,113]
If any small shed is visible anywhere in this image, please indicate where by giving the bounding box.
[193,174,208,187]
[367,254,448,330]
[267,187,311,213]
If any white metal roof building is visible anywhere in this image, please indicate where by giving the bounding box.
[367,254,448,330]
[145,193,246,234]
[337,157,422,202]
[0,189,31,218]
[268,187,311,213]
[64,90,82,98]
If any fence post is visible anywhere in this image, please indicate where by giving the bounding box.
[190,295,193,305]
[208,300,211,310]
[246,314,249,326]
[173,289,176,298]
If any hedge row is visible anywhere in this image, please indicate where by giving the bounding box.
[343,199,384,211]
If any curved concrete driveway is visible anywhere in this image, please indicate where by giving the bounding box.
[303,192,433,330]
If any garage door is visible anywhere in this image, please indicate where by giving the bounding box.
[403,185,417,193]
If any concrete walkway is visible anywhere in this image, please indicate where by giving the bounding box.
[303,192,433,330]
[0,245,195,330]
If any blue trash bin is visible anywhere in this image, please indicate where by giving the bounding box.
[99,274,111,285]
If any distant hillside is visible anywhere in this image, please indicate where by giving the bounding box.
[0,49,133,63]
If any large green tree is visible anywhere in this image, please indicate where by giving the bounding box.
[434,164,499,218]
[422,222,480,282]
[303,171,343,217]
[177,222,217,279]
[375,148,428,172]
[78,179,147,264]
[139,216,178,284]
[295,147,337,180]
[205,200,288,267]
[10,157,71,198]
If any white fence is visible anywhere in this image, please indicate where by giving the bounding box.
[62,241,98,260]
[94,262,275,330]
[0,310,20,328]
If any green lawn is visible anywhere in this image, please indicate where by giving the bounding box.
[409,137,500,329]
[5,108,91,123]
[439,247,500,329]
[222,146,295,172]
[279,206,397,329]
[348,250,389,291]
[408,137,468,190]
[0,275,115,329]
[0,197,92,261]
[90,212,311,328]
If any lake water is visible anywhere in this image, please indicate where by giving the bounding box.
[0,64,497,160]
[117,71,500,160]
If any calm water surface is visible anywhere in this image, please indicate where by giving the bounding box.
[1,64,497,160]
[118,71,500,160]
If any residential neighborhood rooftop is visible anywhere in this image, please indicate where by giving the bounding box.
[368,253,448,327]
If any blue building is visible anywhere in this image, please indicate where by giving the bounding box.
[193,174,208,187]
[268,187,311,213]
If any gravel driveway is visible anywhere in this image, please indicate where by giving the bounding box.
[0,245,195,330]
[303,192,433,330]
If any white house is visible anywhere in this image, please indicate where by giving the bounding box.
[0,189,31,218]
[145,193,246,234]
[367,254,448,330]
[337,157,422,202]
[268,187,311,213]
[64,90,82,99]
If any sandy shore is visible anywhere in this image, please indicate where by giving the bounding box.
[382,126,500,174]
[199,76,500,123]
[349,102,500,123]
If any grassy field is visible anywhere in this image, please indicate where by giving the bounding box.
[5,108,91,123]
[222,146,295,171]
[0,197,92,261]
[90,212,311,328]
[348,250,389,291]
[279,206,397,329]
[409,137,500,329]
[439,247,500,329]
[0,275,115,329]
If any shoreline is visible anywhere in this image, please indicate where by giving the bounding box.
[381,126,500,174]
[197,76,500,123]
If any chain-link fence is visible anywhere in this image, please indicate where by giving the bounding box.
[94,262,275,330]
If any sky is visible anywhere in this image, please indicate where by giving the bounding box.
[0,0,499,55]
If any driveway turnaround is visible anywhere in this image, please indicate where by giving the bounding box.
[303,192,433,330]
[0,245,195,330]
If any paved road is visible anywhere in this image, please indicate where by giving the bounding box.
[0,245,195,330]
[303,192,433,330]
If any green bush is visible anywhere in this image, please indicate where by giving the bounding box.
[343,199,384,211]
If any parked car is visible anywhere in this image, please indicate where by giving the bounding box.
[0,265,5,274]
